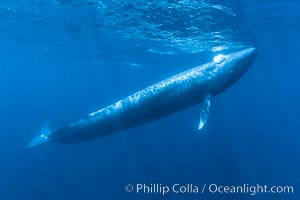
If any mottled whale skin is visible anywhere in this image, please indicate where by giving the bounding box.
[26,47,257,148]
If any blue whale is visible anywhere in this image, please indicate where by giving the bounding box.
[26,47,257,148]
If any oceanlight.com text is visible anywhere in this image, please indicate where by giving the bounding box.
[124,183,294,196]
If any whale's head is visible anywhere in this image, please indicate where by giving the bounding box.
[210,47,257,94]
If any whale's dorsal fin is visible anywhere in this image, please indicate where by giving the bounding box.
[198,96,211,130]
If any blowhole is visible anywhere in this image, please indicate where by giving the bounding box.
[213,54,226,64]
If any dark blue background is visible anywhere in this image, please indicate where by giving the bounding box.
[0,0,299,199]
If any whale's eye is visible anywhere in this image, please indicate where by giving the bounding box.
[213,54,226,64]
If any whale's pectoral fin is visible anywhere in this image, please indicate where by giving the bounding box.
[198,96,211,130]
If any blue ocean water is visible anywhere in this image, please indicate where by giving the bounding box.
[0,0,299,199]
